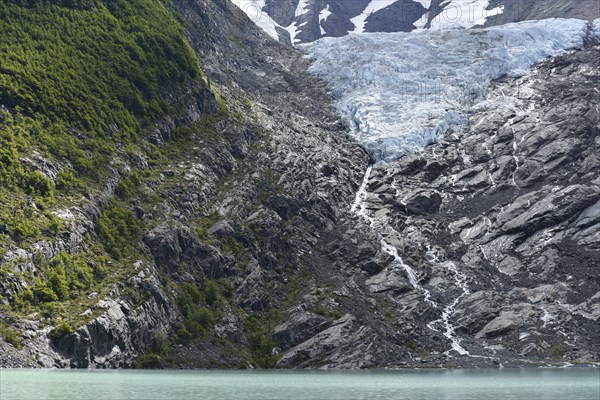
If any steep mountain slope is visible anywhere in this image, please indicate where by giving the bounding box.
[181,5,600,367]
[0,0,598,369]
[348,43,600,365]
[0,0,216,367]
[234,0,600,44]
[0,0,378,368]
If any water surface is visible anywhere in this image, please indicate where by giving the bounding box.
[1,368,598,400]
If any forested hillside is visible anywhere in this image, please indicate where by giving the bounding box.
[0,0,220,359]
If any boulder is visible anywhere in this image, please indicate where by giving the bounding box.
[273,312,329,347]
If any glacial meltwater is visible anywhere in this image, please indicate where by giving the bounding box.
[1,368,598,400]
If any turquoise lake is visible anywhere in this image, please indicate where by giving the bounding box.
[0,368,598,400]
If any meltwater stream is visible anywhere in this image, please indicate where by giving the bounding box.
[351,166,423,291]
[351,166,476,356]
[350,167,479,354]
[425,246,473,356]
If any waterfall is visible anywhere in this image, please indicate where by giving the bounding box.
[350,166,435,304]
[350,166,373,218]
[350,166,485,357]
[425,246,472,356]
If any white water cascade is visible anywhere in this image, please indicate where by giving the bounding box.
[351,167,432,301]
[351,166,485,357]
[425,247,471,356]
[424,247,497,359]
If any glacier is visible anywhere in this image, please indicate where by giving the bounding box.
[301,18,600,162]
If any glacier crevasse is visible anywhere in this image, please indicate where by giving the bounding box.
[302,18,600,162]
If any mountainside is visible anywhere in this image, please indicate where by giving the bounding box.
[319,30,600,365]
[0,0,599,369]
[233,0,600,44]
[0,0,212,366]
[301,18,598,161]
[0,0,373,368]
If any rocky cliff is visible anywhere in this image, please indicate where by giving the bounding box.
[344,43,600,367]
[1,0,375,368]
[0,0,598,369]
[233,0,600,44]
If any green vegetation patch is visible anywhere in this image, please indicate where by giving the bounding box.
[12,251,104,308]
[0,0,209,323]
[49,320,74,342]
[0,0,203,200]
[97,202,142,260]
[243,315,279,368]
[0,0,199,139]
[174,278,233,344]
[0,324,22,349]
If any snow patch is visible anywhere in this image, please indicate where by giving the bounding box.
[231,1,281,40]
[413,0,432,29]
[350,0,399,34]
[429,0,504,30]
[232,0,312,44]
[285,0,312,44]
[319,5,332,36]
[302,19,593,162]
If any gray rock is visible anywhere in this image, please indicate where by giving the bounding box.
[366,268,412,294]
[208,220,235,238]
[454,291,503,335]
[276,314,374,368]
[52,267,176,368]
[475,307,536,339]
[273,312,329,347]
[404,190,443,215]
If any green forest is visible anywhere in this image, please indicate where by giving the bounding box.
[0,0,202,316]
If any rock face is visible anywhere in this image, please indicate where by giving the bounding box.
[350,44,600,366]
[0,0,372,368]
[9,264,176,368]
[54,267,176,368]
[485,0,600,26]
[276,314,377,369]
[0,0,598,370]
[233,0,599,44]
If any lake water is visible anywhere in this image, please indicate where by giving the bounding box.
[0,368,598,400]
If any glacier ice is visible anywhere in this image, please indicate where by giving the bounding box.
[302,18,599,162]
